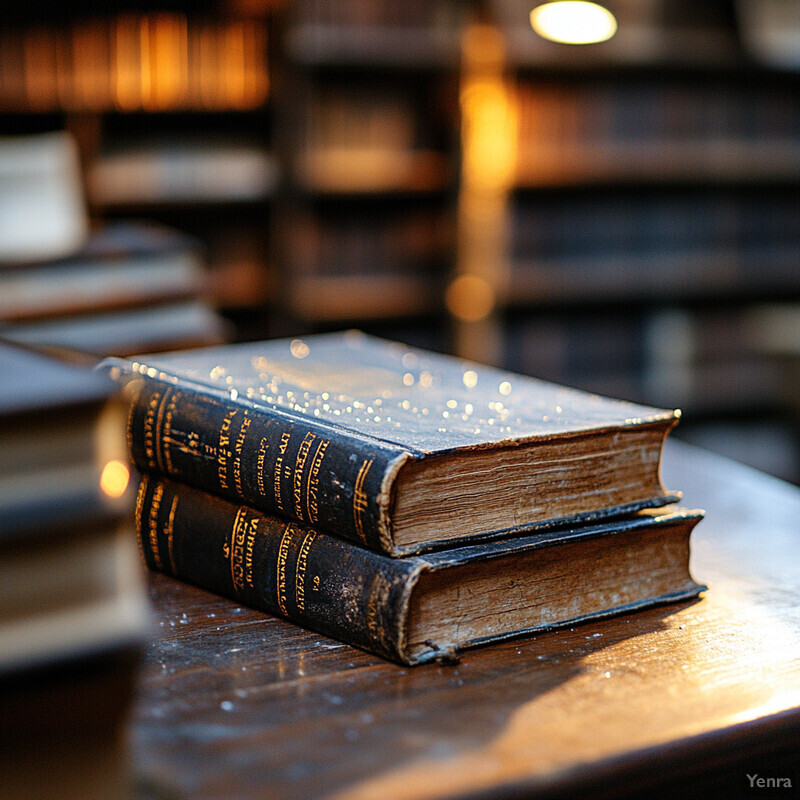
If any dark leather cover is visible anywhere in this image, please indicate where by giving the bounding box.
[136,474,703,666]
[105,331,679,554]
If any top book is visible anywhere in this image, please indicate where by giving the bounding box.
[103,331,679,556]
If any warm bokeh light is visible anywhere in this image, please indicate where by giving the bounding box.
[454,23,515,362]
[100,460,131,498]
[460,26,517,197]
[530,1,618,45]
[446,275,495,323]
[461,80,517,195]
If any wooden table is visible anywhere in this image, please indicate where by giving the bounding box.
[130,440,800,799]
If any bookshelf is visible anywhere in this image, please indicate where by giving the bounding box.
[269,0,463,349]
[86,106,277,327]
[0,7,278,333]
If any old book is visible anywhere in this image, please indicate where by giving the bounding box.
[136,474,704,666]
[0,515,148,677]
[2,299,229,358]
[104,331,681,556]
[0,220,208,323]
[0,338,149,673]
[0,337,121,481]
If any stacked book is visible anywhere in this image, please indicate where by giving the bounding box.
[0,219,229,357]
[104,330,705,666]
[0,132,229,359]
[0,340,150,799]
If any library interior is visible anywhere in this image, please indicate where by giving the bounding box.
[2,2,800,799]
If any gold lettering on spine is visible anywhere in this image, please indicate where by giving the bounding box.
[217,409,237,490]
[274,431,291,512]
[293,431,315,521]
[154,387,173,473]
[141,390,162,470]
[276,524,295,615]
[244,516,257,589]
[295,531,317,612]
[225,510,259,593]
[134,474,148,558]
[125,382,141,466]
[147,480,165,571]
[256,437,269,498]
[353,459,373,544]
[165,493,179,575]
[233,414,251,497]
[229,507,249,594]
[306,439,329,524]
[160,390,184,473]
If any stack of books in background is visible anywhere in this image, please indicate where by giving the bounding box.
[0,129,230,798]
[105,330,705,666]
[0,340,150,800]
[0,131,230,358]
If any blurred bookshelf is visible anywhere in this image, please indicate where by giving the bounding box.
[3,0,800,482]
[0,5,277,334]
[268,0,463,351]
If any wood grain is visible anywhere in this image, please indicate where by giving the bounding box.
[130,440,800,799]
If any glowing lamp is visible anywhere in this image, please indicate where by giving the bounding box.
[530,1,618,45]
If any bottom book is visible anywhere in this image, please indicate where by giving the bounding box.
[136,475,706,666]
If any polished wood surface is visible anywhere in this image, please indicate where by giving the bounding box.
[131,440,800,799]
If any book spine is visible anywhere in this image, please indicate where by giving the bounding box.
[125,377,410,553]
[135,474,418,664]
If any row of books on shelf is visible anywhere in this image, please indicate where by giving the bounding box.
[295,86,452,193]
[297,147,450,194]
[285,0,761,71]
[289,209,451,277]
[515,138,800,187]
[282,188,800,319]
[515,78,800,150]
[88,139,279,207]
[508,245,800,308]
[287,272,440,324]
[509,189,800,302]
[285,211,448,322]
[290,0,459,29]
[302,87,421,153]
[503,306,791,416]
[0,14,269,112]
[512,189,800,263]
[285,0,464,65]
[101,331,706,666]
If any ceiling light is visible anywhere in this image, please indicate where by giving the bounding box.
[530,1,618,45]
